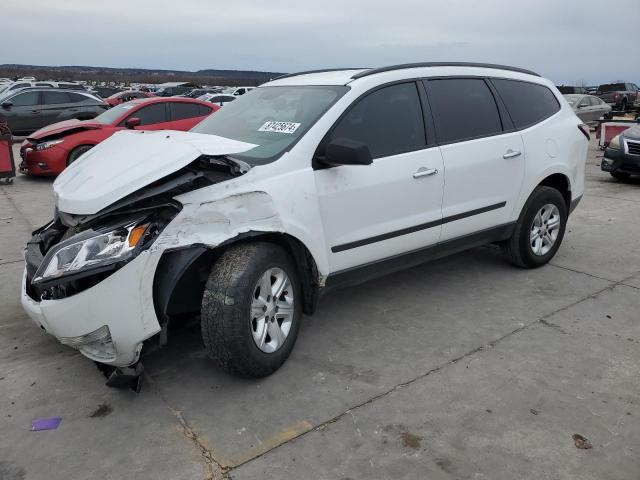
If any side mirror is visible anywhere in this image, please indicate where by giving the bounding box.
[1,101,12,109]
[316,138,373,168]
[125,117,141,129]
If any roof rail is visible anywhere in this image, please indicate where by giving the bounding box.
[273,68,369,81]
[350,62,540,80]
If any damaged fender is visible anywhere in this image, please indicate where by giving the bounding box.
[151,190,284,251]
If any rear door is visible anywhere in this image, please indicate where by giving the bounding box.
[314,82,444,272]
[41,90,75,125]
[424,77,525,242]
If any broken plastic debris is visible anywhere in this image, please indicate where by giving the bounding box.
[31,417,62,431]
[572,433,593,449]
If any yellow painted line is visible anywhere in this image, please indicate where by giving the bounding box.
[222,420,314,467]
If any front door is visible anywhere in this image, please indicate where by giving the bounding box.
[314,82,444,273]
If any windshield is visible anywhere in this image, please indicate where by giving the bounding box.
[191,85,348,164]
[94,102,137,124]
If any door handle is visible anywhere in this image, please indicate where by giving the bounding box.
[30,110,40,114]
[503,149,522,159]
[413,167,438,179]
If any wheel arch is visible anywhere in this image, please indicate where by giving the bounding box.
[537,172,571,210]
[152,231,321,327]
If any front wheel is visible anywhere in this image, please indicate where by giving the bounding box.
[201,242,302,377]
[67,145,94,166]
[501,186,567,268]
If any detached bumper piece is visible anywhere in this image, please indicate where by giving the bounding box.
[96,362,145,393]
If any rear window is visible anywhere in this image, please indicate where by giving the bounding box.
[597,83,625,93]
[426,78,503,144]
[492,79,560,129]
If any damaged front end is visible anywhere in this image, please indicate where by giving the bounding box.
[23,155,248,390]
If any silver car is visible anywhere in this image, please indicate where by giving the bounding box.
[564,94,611,124]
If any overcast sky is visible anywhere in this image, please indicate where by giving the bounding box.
[4,0,639,84]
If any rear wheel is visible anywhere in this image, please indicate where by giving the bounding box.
[200,242,302,377]
[501,186,567,268]
[67,145,93,166]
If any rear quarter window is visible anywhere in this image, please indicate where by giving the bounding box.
[492,79,560,129]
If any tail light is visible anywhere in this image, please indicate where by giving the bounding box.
[578,124,590,140]
[614,93,620,100]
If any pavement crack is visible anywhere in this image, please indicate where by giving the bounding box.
[229,270,640,471]
[548,263,615,283]
[0,259,24,267]
[144,374,229,480]
[0,187,35,230]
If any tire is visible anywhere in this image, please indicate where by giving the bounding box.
[201,242,302,377]
[610,171,630,181]
[501,186,567,268]
[67,145,93,166]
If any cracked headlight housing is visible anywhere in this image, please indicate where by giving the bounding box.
[33,221,149,285]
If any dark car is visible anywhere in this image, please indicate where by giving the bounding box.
[0,88,107,136]
[154,82,200,97]
[93,86,124,99]
[601,124,640,179]
[596,82,639,111]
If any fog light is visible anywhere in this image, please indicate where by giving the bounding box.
[36,162,50,170]
[601,158,612,167]
[59,325,116,361]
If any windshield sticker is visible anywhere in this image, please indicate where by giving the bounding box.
[258,121,301,134]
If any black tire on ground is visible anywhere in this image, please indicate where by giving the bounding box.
[610,171,631,181]
[201,242,302,377]
[67,145,93,166]
[501,186,568,269]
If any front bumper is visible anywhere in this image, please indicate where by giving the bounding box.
[19,142,68,176]
[21,250,163,367]
[601,144,640,175]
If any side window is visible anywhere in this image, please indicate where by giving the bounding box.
[577,97,589,108]
[10,92,40,106]
[43,91,71,104]
[492,79,560,129]
[67,92,90,104]
[328,82,426,159]
[173,102,206,120]
[198,104,213,116]
[126,103,167,126]
[588,96,601,106]
[426,78,502,144]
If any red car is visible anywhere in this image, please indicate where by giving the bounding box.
[105,90,154,107]
[19,97,218,176]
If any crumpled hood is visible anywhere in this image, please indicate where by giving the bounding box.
[53,130,257,215]
[28,119,103,141]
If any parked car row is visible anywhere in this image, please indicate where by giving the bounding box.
[557,82,639,112]
[19,97,217,175]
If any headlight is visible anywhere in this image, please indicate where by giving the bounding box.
[609,135,621,150]
[34,139,64,151]
[33,221,148,284]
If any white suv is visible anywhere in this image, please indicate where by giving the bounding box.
[22,63,589,386]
